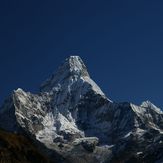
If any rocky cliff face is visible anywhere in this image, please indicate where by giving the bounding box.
[0,56,163,163]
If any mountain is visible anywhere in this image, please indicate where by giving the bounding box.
[0,56,163,163]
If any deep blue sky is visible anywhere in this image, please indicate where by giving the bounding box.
[0,0,163,108]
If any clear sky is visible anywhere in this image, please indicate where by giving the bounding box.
[0,0,163,108]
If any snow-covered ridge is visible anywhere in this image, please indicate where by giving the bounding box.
[141,100,163,114]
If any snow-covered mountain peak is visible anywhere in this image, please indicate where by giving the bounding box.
[141,100,154,107]
[67,56,89,76]
[40,56,90,92]
[141,100,162,114]
[39,56,106,98]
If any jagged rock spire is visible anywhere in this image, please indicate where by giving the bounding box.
[66,56,89,77]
